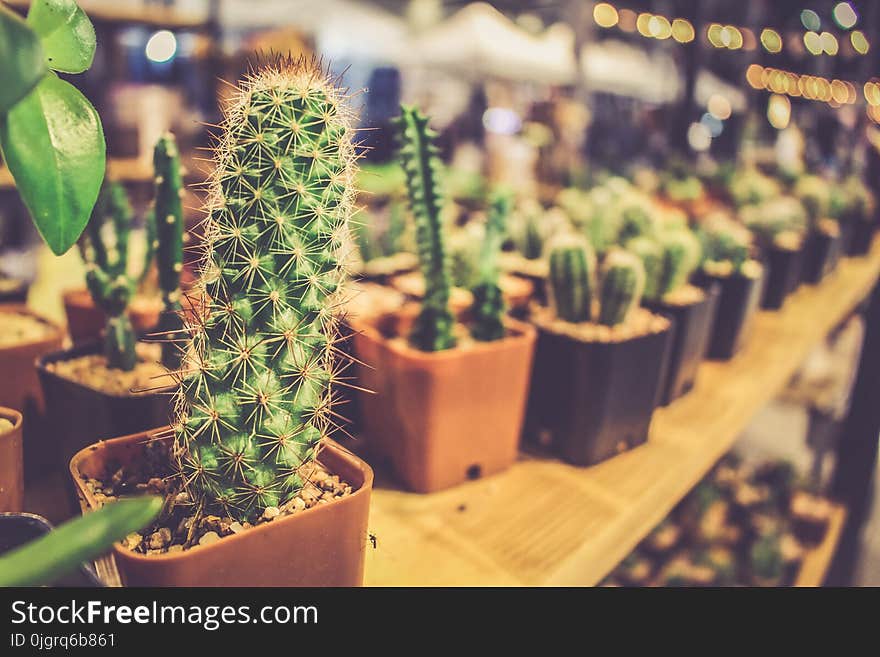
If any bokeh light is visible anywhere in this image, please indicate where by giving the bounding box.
[820,32,839,55]
[800,9,821,32]
[767,94,791,130]
[761,28,783,53]
[145,30,177,63]
[671,18,695,43]
[833,2,858,29]
[804,31,822,55]
[851,30,870,54]
[707,94,732,120]
[593,3,618,29]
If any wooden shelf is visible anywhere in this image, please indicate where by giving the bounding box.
[795,503,846,587]
[364,238,880,586]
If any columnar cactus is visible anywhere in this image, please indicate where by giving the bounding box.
[598,248,645,327]
[79,179,154,371]
[173,57,357,522]
[153,133,185,369]
[625,236,663,302]
[471,190,511,342]
[700,216,752,276]
[548,234,596,324]
[655,228,702,299]
[394,106,456,352]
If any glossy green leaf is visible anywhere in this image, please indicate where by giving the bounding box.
[0,4,47,113]
[27,0,96,74]
[0,73,106,255]
[0,497,163,587]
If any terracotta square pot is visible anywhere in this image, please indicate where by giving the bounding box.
[352,318,536,493]
[0,408,23,512]
[525,321,671,467]
[62,289,164,346]
[70,431,373,587]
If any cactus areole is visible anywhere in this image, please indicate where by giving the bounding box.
[175,58,357,523]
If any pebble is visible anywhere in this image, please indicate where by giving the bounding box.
[262,506,280,521]
[293,497,306,511]
[167,545,184,554]
[229,522,244,534]
[199,531,220,546]
[148,528,172,549]
[123,533,142,550]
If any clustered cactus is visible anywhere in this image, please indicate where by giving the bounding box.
[173,57,357,522]
[700,213,753,277]
[79,180,154,371]
[471,190,511,342]
[740,196,807,250]
[547,237,644,328]
[152,133,185,369]
[393,106,456,352]
[653,229,702,301]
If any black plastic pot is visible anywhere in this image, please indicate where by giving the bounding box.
[841,217,876,256]
[525,322,672,466]
[36,342,174,476]
[644,284,719,406]
[0,513,102,586]
[800,229,842,285]
[695,269,765,360]
[760,245,804,310]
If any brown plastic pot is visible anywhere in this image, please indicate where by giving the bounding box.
[62,289,163,346]
[0,307,64,479]
[352,318,536,493]
[0,408,23,512]
[36,342,175,477]
[70,431,373,587]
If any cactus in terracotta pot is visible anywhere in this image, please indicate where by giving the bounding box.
[598,248,645,327]
[548,234,596,324]
[78,179,155,370]
[152,133,185,369]
[173,56,357,523]
[471,189,512,342]
[393,105,456,352]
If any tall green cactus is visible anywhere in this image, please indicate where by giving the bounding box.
[394,106,456,352]
[700,217,751,276]
[548,234,596,324]
[79,179,155,370]
[655,228,702,300]
[598,249,645,327]
[153,133,185,369]
[625,236,663,302]
[173,57,357,523]
[471,189,511,342]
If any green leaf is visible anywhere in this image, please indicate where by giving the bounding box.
[0,73,106,255]
[27,0,96,74]
[0,497,163,587]
[0,4,47,113]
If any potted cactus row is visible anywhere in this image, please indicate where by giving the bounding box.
[352,106,536,493]
[793,174,843,286]
[70,56,374,587]
[526,235,671,466]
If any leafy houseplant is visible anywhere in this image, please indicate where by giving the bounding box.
[69,57,373,587]
[0,0,105,255]
[526,236,671,466]
[352,105,536,492]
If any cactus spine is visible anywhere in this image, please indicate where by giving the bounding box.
[79,179,154,371]
[153,133,185,369]
[598,249,645,327]
[174,57,356,522]
[471,190,511,342]
[655,229,702,299]
[394,106,456,352]
[548,234,596,324]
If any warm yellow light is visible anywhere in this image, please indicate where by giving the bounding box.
[742,28,757,51]
[768,94,791,130]
[707,23,723,47]
[851,30,870,54]
[722,26,743,49]
[637,13,653,37]
[145,30,177,63]
[708,94,732,120]
[672,18,695,43]
[831,79,849,104]
[618,9,637,33]
[648,15,672,39]
[804,31,822,55]
[865,82,880,106]
[761,28,782,53]
[746,64,764,89]
[845,81,858,104]
[821,32,839,55]
[593,3,619,29]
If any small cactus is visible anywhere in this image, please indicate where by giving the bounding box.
[471,190,511,342]
[749,532,784,584]
[625,236,663,302]
[655,228,702,300]
[793,174,831,225]
[548,234,596,324]
[700,214,752,276]
[173,56,357,523]
[598,248,645,327]
[394,106,456,352]
[79,179,154,371]
[152,133,185,369]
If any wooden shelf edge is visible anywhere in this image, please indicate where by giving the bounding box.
[794,503,847,587]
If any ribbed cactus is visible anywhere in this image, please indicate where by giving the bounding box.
[471,189,511,342]
[655,228,702,299]
[152,133,185,369]
[173,57,357,523]
[79,179,154,371]
[394,106,456,352]
[548,234,596,324]
[598,249,645,327]
[700,217,751,276]
[625,236,663,302]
